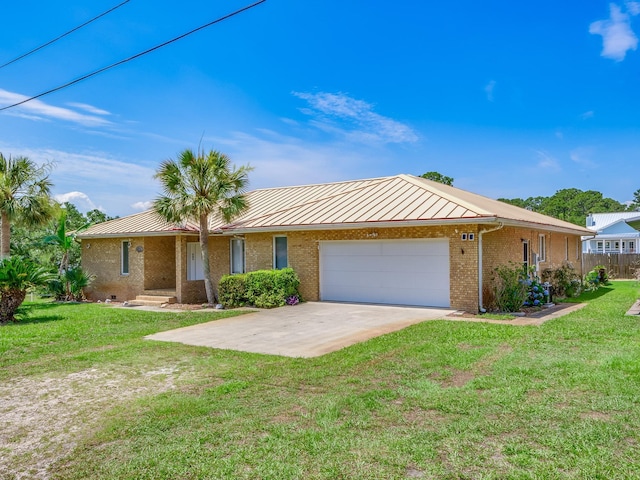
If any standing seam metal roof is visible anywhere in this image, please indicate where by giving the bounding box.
[79,174,592,238]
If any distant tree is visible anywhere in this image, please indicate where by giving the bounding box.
[420,171,454,186]
[628,189,640,212]
[0,154,54,258]
[154,149,252,305]
[86,209,113,224]
[498,196,547,212]
[499,188,625,226]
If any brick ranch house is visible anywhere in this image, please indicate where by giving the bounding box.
[79,174,592,312]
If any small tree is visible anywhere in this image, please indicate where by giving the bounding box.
[420,171,454,186]
[0,256,53,324]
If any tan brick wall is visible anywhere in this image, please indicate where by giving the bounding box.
[143,236,176,290]
[230,226,481,312]
[82,237,145,302]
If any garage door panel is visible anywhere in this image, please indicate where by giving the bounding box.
[320,239,450,307]
[378,255,448,272]
[381,241,448,256]
[322,255,384,273]
[324,242,382,256]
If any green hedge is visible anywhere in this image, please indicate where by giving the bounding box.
[219,268,301,309]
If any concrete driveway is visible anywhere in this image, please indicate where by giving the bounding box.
[145,302,452,358]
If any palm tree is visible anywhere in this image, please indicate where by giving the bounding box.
[154,149,252,305]
[44,210,91,274]
[0,153,53,258]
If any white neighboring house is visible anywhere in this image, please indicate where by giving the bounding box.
[582,212,640,254]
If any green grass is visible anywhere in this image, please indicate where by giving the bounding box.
[3,283,640,479]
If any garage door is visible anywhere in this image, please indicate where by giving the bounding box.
[320,239,450,307]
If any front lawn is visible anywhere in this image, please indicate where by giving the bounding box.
[2,282,640,479]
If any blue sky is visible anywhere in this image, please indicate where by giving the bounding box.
[0,0,639,216]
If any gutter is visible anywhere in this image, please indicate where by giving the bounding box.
[478,222,504,313]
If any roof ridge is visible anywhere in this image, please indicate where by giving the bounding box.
[246,175,394,193]
[222,177,394,229]
[399,174,495,216]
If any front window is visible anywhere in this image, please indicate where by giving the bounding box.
[274,236,288,269]
[539,234,546,262]
[231,238,245,274]
[523,240,529,271]
[630,241,636,253]
[596,241,603,253]
[121,241,130,275]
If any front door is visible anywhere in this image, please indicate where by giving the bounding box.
[187,242,204,281]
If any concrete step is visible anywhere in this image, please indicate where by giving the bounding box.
[134,295,177,304]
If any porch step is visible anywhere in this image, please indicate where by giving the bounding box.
[131,295,177,306]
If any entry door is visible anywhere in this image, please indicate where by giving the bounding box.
[187,242,204,280]
[320,239,450,307]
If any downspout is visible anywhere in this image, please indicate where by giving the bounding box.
[478,222,504,313]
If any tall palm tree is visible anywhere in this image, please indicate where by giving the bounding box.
[154,149,252,305]
[0,153,53,259]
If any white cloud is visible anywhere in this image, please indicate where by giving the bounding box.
[0,89,112,127]
[292,91,419,144]
[131,201,153,211]
[485,80,496,102]
[1,145,158,216]
[66,102,111,116]
[54,191,99,212]
[535,150,561,171]
[580,110,595,119]
[207,129,377,190]
[570,147,597,168]
[626,1,640,15]
[590,3,638,61]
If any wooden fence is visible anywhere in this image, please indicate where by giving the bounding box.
[582,253,640,279]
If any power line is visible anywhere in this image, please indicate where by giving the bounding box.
[0,0,267,112]
[0,0,131,71]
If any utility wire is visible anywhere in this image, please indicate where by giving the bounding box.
[0,0,131,71]
[0,0,267,112]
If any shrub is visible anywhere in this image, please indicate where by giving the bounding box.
[46,267,95,301]
[218,268,301,309]
[218,274,246,308]
[491,262,529,312]
[584,265,609,292]
[541,262,582,298]
[0,256,54,324]
[522,277,549,307]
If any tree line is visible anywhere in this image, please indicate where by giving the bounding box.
[420,171,639,227]
[497,189,640,227]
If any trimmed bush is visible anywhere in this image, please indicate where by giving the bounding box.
[219,268,301,309]
[218,274,247,308]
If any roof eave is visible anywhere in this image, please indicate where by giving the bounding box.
[78,230,198,240]
[214,217,504,234]
[497,218,593,235]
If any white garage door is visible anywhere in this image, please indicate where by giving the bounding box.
[320,239,450,307]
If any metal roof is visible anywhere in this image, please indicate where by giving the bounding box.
[586,212,640,231]
[79,209,198,238]
[80,174,592,238]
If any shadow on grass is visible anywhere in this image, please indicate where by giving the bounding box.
[562,285,615,303]
[5,302,67,325]
[10,314,65,326]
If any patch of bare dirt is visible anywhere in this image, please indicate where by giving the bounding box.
[580,411,612,421]
[0,365,186,479]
